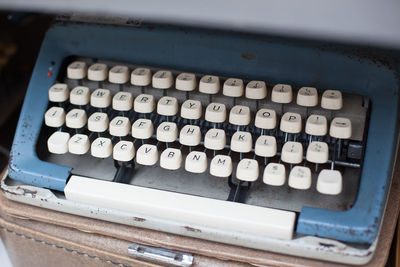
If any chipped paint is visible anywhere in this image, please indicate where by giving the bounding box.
[241,53,256,60]
[133,217,146,222]
[318,242,335,248]
[183,226,201,233]
[16,186,37,197]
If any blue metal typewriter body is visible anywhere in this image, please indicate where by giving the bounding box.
[8,21,400,245]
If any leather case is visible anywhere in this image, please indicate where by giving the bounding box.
[0,165,399,267]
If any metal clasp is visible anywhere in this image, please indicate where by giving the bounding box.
[128,243,193,267]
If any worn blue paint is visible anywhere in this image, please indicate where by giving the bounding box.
[8,22,400,243]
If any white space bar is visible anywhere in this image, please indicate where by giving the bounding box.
[65,175,296,240]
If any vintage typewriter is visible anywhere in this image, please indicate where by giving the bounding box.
[3,14,400,265]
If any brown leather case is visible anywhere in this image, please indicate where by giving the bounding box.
[0,165,399,267]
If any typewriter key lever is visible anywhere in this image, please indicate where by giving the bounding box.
[227,175,251,203]
[330,117,352,161]
[228,159,258,203]
[113,160,135,184]
[112,141,136,184]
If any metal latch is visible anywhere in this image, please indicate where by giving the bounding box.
[128,243,193,267]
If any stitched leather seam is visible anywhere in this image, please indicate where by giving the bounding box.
[0,226,131,267]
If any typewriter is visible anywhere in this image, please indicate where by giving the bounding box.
[3,14,400,265]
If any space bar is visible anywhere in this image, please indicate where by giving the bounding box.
[65,175,296,240]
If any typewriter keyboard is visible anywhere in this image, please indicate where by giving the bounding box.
[38,57,369,213]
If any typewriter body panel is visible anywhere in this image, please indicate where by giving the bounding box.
[6,21,400,264]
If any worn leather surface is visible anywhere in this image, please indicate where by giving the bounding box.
[0,212,249,267]
[0,164,399,267]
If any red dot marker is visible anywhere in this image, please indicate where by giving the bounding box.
[47,72,52,77]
